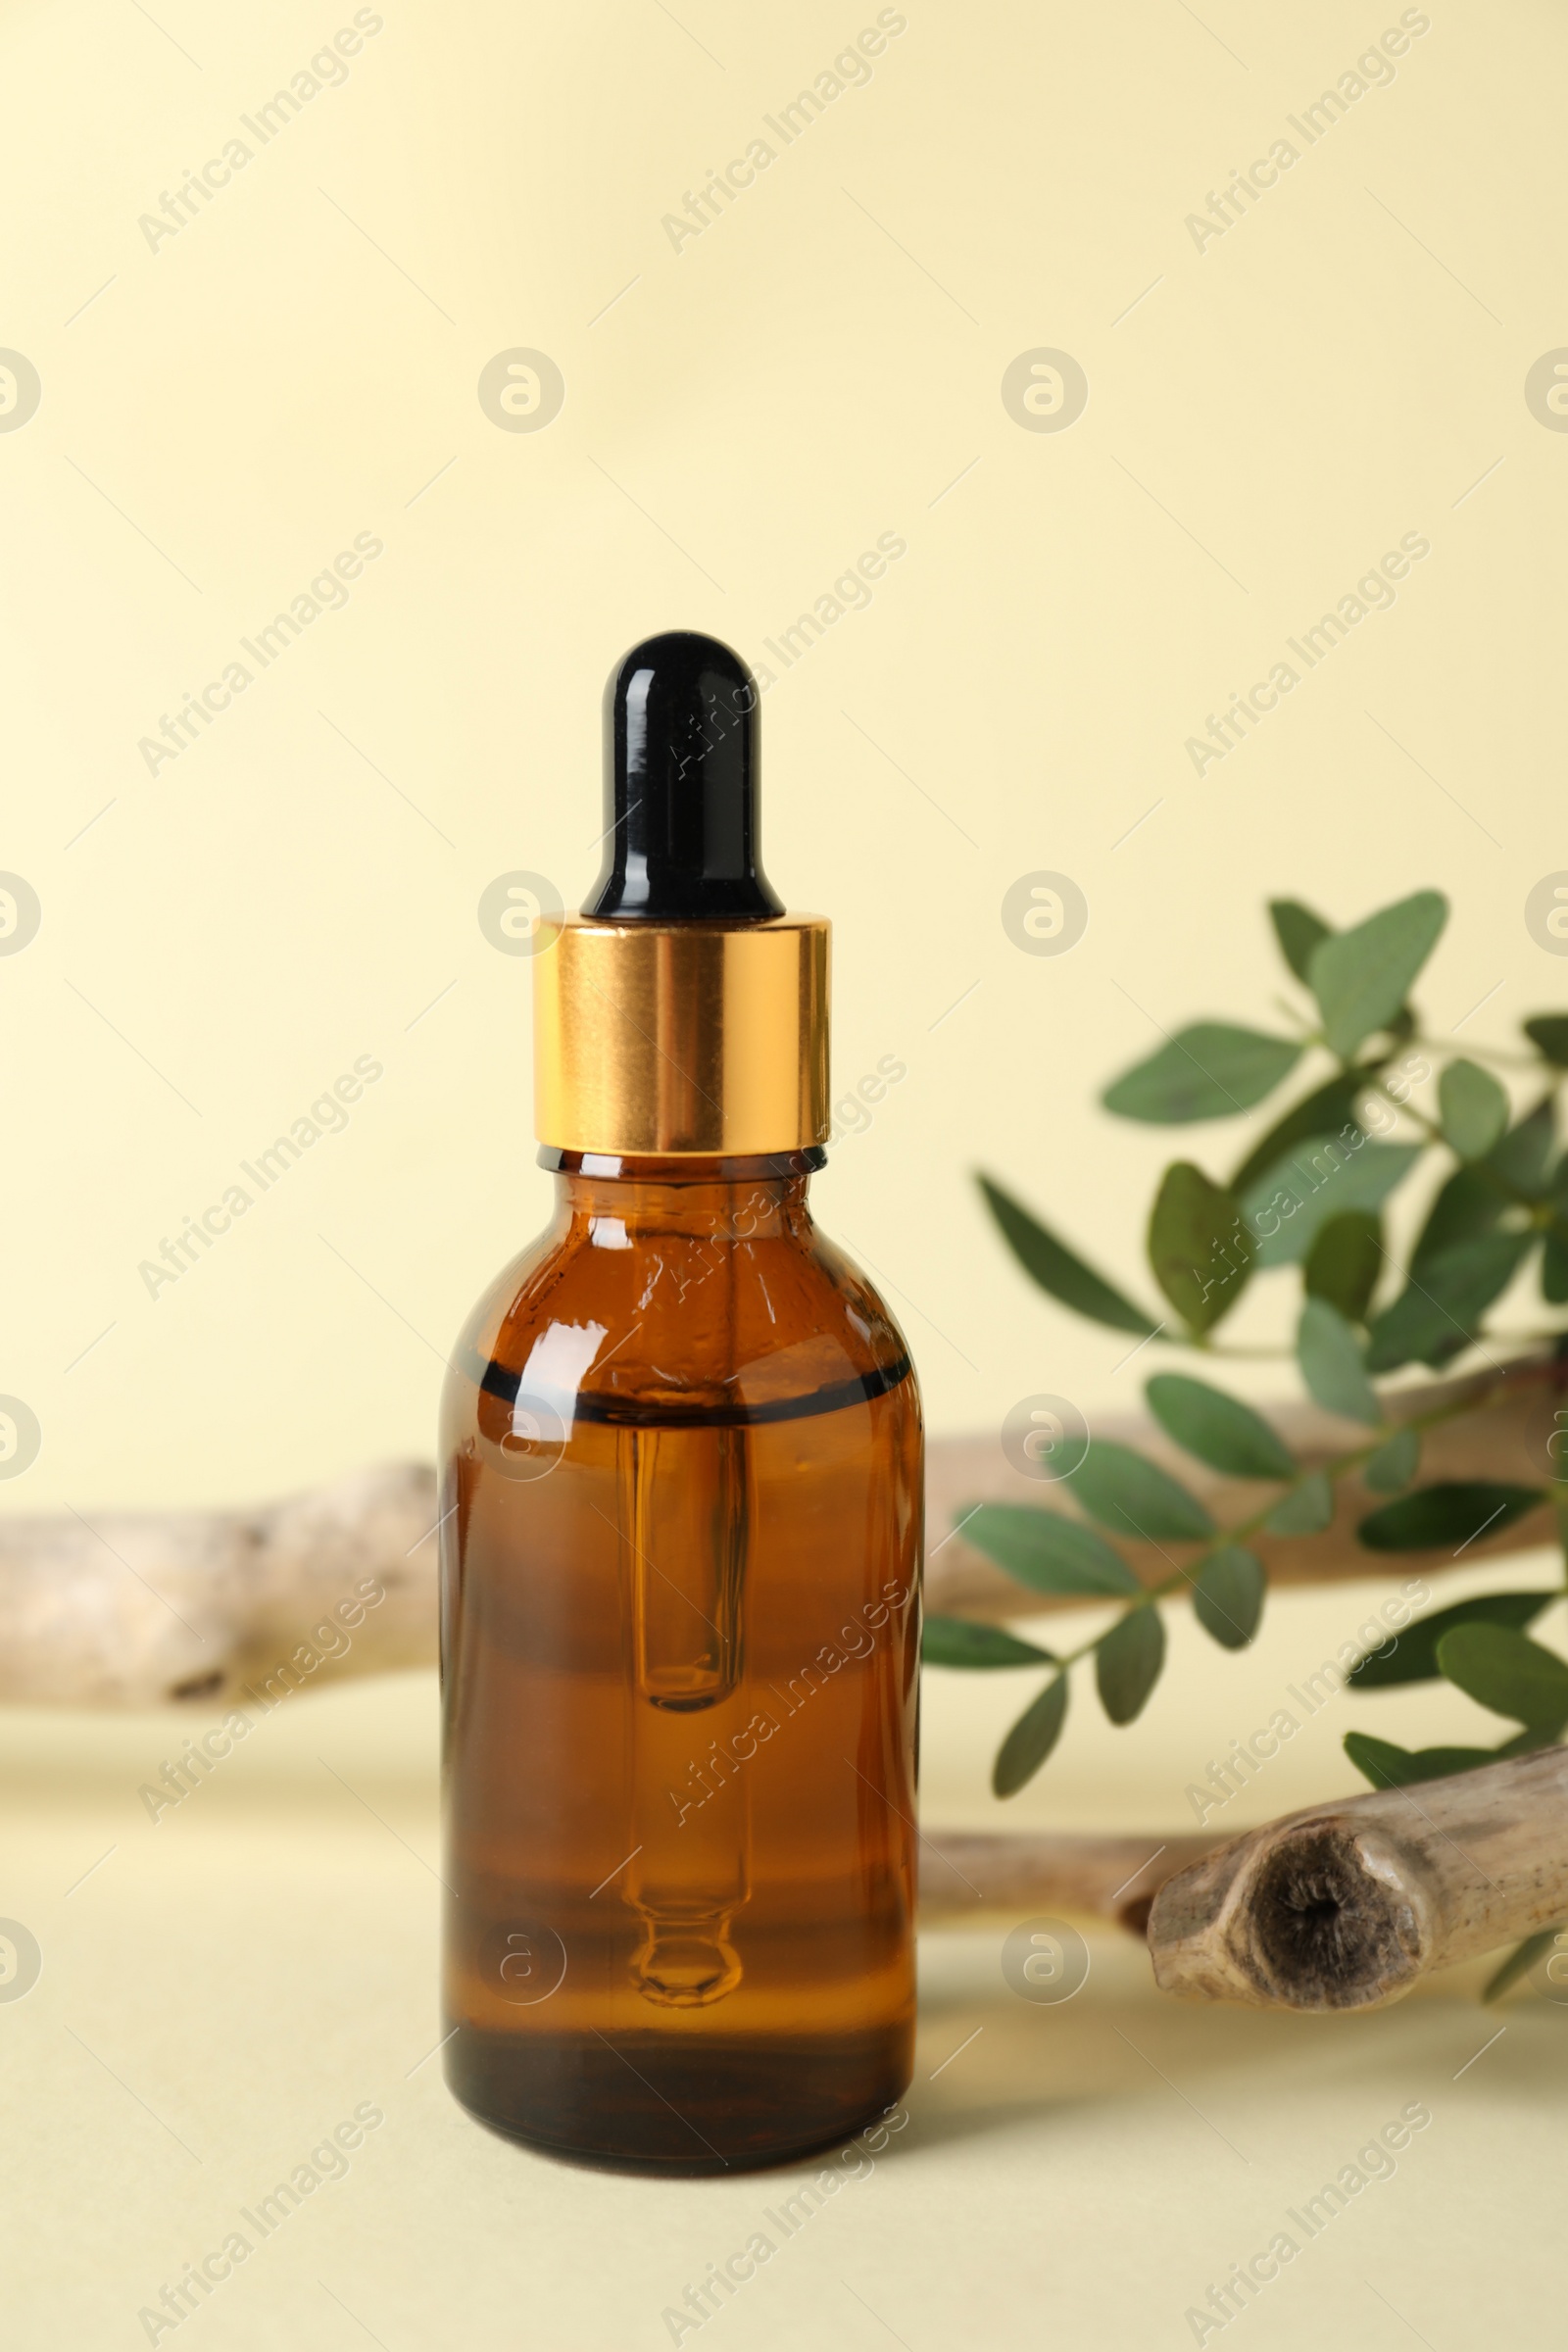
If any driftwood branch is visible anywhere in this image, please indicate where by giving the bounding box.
[0,1463,439,1709]
[920,1751,1568,2009]
[916,1831,1215,1935]
[1147,1746,1568,2008]
[0,1356,1559,1707]
[7,1446,1566,2014]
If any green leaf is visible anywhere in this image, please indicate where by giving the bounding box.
[1484,1929,1565,2004]
[1489,1098,1556,1197]
[1296,1298,1381,1425]
[1147,1162,1253,1333]
[1344,1731,1498,1789]
[961,1504,1141,1598]
[1095,1606,1166,1725]
[1269,899,1334,985]
[1264,1469,1334,1535]
[1102,1024,1303,1125]
[1303,1209,1384,1322]
[921,1617,1056,1669]
[1544,1154,1568,1303]
[1229,1073,1367,1199]
[992,1673,1069,1797]
[1544,1230,1568,1305]
[1524,1015,1568,1069]
[1348,1591,1556,1690]
[1145,1373,1294,1480]
[1071,1441,1215,1543]
[1410,1113,1549,1327]
[1411,1163,1504,1274]
[1436,1622,1568,1728]
[1193,1546,1266,1649]
[1363,1425,1421,1494]
[1357,1480,1545,1552]
[977,1175,1157,1336]
[1494,1724,1566,1759]
[1438,1059,1509,1160]
[1364,1233,1534,1371]
[1240,1135,1421,1269]
[1306,889,1448,1058]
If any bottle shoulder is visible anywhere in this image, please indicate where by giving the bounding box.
[445,1211,916,1430]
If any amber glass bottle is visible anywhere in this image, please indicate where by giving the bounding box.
[441,634,922,2171]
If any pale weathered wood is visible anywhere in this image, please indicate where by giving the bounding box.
[1147,1746,1568,2009]
[0,1462,439,1709]
[916,1831,1215,1934]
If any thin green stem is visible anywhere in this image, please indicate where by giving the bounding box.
[1364,1073,1568,1235]
[1410,1033,1558,1075]
[1194,1343,1294,1360]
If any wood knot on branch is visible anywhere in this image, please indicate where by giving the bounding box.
[1150,1748,1568,2011]
[1249,1826,1425,2007]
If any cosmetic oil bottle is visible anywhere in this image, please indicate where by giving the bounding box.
[440,631,922,2172]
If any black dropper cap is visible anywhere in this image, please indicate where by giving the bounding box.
[584,631,784,922]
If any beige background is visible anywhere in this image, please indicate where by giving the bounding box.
[2,0,1565,2341]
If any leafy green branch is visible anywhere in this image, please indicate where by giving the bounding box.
[926,889,1568,2000]
[926,1365,1544,1791]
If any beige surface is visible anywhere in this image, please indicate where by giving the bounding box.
[6,1559,1565,2347]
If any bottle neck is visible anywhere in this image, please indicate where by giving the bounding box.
[539,1147,823,1239]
